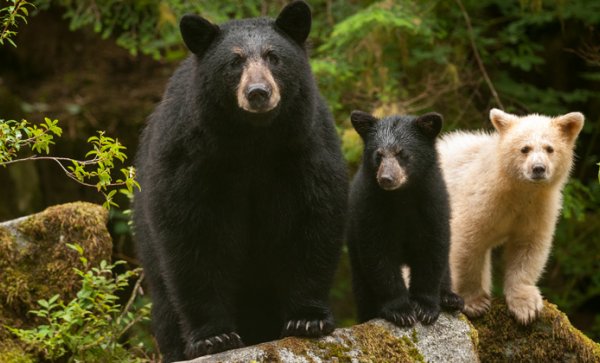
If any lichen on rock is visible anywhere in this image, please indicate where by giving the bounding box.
[0,202,112,361]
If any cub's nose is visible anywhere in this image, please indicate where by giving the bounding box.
[246,84,271,109]
[532,164,546,175]
[532,164,547,179]
[377,174,397,190]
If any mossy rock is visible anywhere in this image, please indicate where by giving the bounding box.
[181,314,478,363]
[0,202,112,360]
[471,299,600,362]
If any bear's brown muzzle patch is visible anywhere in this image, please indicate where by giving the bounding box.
[237,59,281,114]
[377,156,407,191]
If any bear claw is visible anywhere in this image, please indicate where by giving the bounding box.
[185,331,244,359]
[412,301,440,325]
[379,302,417,327]
[282,317,334,338]
[441,291,465,312]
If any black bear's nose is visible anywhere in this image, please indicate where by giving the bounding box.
[246,84,271,108]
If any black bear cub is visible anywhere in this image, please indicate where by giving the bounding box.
[133,1,348,362]
[347,110,463,327]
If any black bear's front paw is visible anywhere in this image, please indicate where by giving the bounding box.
[379,299,416,327]
[281,310,335,338]
[185,332,244,359]
[440,291,464,312]
[412,300,441,325]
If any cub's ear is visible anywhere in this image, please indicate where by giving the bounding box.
[415,112,443,139]
[276,1,311,45]
[351,110,378,139]
[554,112,584,143]
[180,14,220,55]
[489,108,518,133]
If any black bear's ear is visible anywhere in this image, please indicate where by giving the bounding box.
[415,112,443,138]
[275,1,312,45]
[351,110,378,139]
[180,14,220,55]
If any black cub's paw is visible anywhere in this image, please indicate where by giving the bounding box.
[185,332,244,359]
[440,291,464,312]
[281,311,335,338]
[412,300,441,325]
[379,299,417,327]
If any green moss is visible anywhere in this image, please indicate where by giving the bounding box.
[246,320,426,362]
[316,340,353,362]
[458,313,479,353]
[0,340,35,363]
[0,202,112,361]
[351,322,425,362]
[411,328,419,344]
[471,299,600,362]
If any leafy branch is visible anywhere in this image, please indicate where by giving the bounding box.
[0,118,140,209]
[0,0,34,46]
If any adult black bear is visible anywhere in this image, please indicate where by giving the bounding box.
[347,111,462,327]
[133,2,348,361]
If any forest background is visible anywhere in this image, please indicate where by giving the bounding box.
[0,0,599,359]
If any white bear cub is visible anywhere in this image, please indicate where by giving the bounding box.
[438,108,584,324]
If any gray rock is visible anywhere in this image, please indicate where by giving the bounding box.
[177,313,479,363]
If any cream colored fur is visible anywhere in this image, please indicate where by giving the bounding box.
[438,109,584,324]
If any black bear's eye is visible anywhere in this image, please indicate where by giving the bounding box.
[230,55,245,67]
[521,146,531,154]
[545,145,554,153]
[265,51,279,65]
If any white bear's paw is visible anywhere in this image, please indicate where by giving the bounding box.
[505,285,543,325]
[462,292,491,318]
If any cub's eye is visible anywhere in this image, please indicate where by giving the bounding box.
[375,150,383,163]
[521,146,531,154]
[265,51,279,65]
[397,149,409,160]
[545,145,554,153]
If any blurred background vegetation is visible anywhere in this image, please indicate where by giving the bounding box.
[1,0,599,358]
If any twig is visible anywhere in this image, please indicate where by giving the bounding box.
[455,0,504,109]
[117,271,145,329]
[117,271,144,338]
[0,155,128,189]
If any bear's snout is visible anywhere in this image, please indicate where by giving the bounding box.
[377,157,407,191]
[237,59,281,115]
[246,83,272,110]
[530,163,548,181]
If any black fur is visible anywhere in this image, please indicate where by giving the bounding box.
[133,2,348,361]
[347,111,463,328]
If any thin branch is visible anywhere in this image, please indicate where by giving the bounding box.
[0,154,98,166]
[117,272,147,339]
[0,155,128,189]
[455,0,504,109]
[118,271,145,326]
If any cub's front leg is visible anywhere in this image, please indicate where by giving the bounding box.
[450,225,493,318]
[503,232,552,324]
